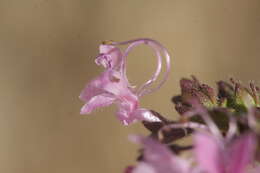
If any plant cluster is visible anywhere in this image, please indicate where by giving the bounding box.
[80,38,260,173]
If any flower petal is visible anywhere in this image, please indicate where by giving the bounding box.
[80,94,115,114]
[193,132,225,173]
[79,69,126,102]
[249,166,260,173]
[227,133,256,173]
[124,166,135,173]
[79,79,104,102]
[131,136,190,173]
[96,44,123,69]
[133,162,156,173]
[135,109,161,122]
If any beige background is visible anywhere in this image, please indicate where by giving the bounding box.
[1,0,260,172]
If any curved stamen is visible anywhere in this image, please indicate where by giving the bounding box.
[226,115,238,141]
[123,40,162,96]
[112,38,171,97]
[162,122,209,131]
[184,102,223,140]
[248,108,257,132]
[198,110,223,140]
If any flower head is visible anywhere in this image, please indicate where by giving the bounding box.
[124,76,260,173]
[79,39,171,125]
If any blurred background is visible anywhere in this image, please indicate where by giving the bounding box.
[1,0,260,172]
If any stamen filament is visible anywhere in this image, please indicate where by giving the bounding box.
[112,38,171,97]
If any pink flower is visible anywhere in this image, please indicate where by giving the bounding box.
[194,131,257,173]
[129,135,195,173]
[79,39,171,125]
